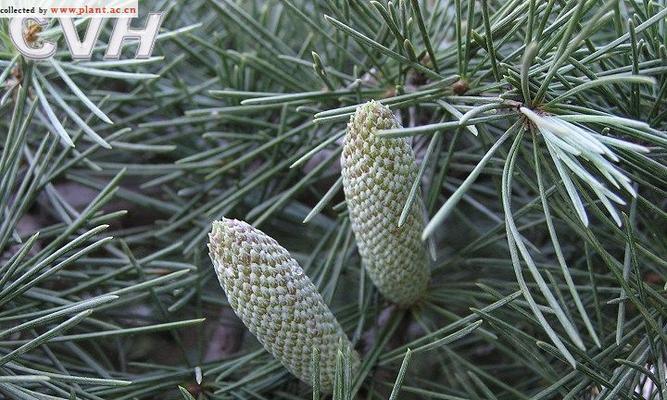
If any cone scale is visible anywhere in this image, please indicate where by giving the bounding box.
[208,218,359,391]
[341,101,430,307]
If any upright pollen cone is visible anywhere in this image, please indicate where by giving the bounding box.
[341,101,430,307]
[208,218,359,392]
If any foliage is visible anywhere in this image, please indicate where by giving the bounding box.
[0,0,665,399]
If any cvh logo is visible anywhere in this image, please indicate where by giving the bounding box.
[9,15,164,60]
